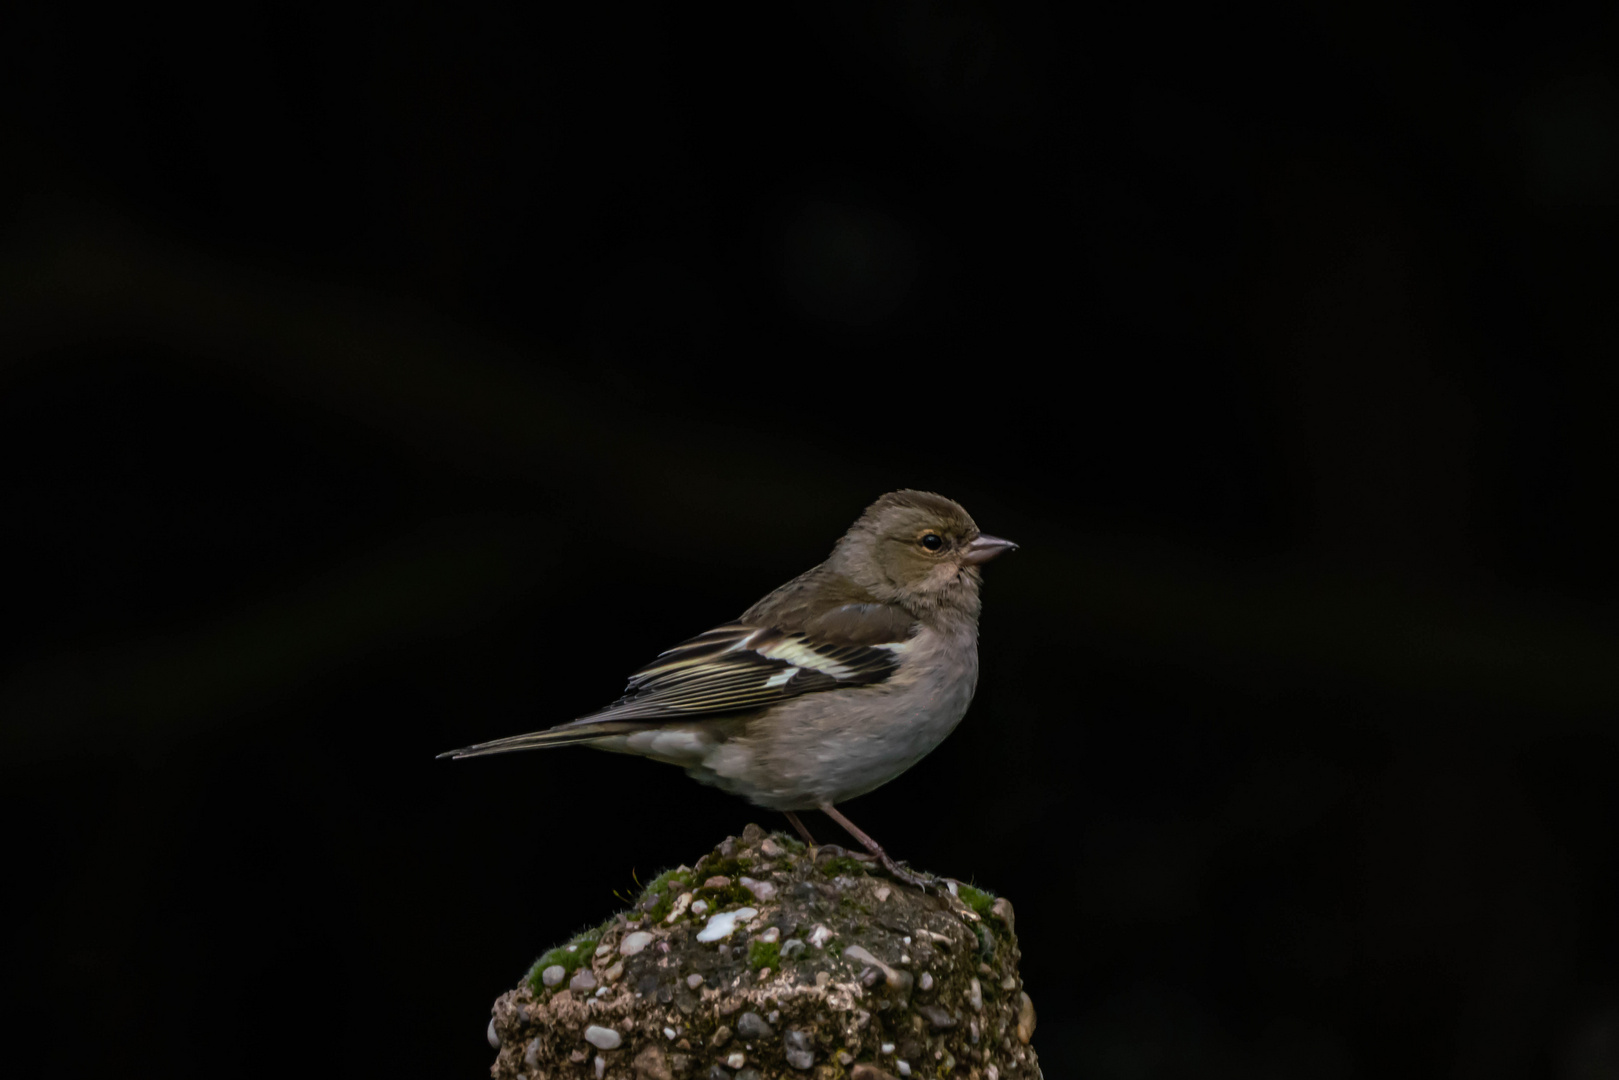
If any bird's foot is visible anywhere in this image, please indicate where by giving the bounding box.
[874,854,935,891]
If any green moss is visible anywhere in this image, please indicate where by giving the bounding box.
[636,867,694,922]
[748,939,781,972]
[955,882,996,916]
[695,855,754,879]
[524,926,603,993]
[819,856,868,878]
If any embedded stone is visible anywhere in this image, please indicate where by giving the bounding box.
[619,931,655,956]
[736,1011,775,1041]
[584,1025,622,1050]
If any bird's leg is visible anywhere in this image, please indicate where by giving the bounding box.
[818,803,931,890]
[783,810,819,848]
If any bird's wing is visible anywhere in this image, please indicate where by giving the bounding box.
[436,599,919,759]
[576,605,917,725]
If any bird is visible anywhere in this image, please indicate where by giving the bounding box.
[438,489,1016,885]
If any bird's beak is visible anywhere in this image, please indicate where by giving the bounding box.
[962,533,1018,565]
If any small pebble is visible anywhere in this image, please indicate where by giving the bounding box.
[918,1004,957,1031]
[691,899,709,916]
[736,1012,775,1041]
[784,1029,815,1071]
[687,973,705,989]
[595,986,609,997]
[1001,975,1017,991]
[768,1011,780,1025]
[664,1027,678,1040]
[780,939,805,959]
[739,876,778,902]
[583,1025,622,1050]
[896,1062,911,1077]
[815,971,832,987]
[711,1025,733,1049]
[541,964,566,987]
[757,967,772,979]
[595,942,613,957]
[594,1054,606,1079]
[703,875,732,890]
[760,838,785,858]
[666,892,694,923]
[487,1019,500,1049]
[619,931,654,956]
[755,926,781,944]
[919,972,934,991]
[875,886,891,902]
[986,1067,1000,1080]
[525,1038,542,1069]
[603,962,624,983]
[696,908,758,943]
[727,1052,746,1069]
[991,896,1016,931]
[881,1042,896,1054]
[569,968,598,992]
[807,924,833,949]
[968,978,983,1011]
[1017,990,1037,1044]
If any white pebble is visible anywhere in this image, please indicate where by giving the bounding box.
[900,954,911,965]
[968,977,983,1011]
[665,892,693,923]
[664,1027,677,1040]
[583,1025,622,1050]
[595,942,613,957]
[487,1019,500,1048]
[920,972,934,991]
[687,974,704,989]
[727,1052,746,1069]
[807,924,833,949]
[875,886,891,902]
[690,899,709,916]
[756,926,781,944]
[739,876,778,901]
[594,1054,606,1079]
[902,935,911,945]
[897,1061,912,1077]
[541,965,566,987]
[618,931,654,956]
[695,907,758,943]
[881,1042,896,1054]
[986,1067,999,1080]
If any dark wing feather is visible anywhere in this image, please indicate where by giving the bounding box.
[569,605,915,726]
[437,580,919,759]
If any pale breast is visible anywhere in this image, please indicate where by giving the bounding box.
[699,622,982,810]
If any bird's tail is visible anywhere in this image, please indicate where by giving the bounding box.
[436,720,648,760]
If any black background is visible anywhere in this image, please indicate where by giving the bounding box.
[4,2,1619,1078]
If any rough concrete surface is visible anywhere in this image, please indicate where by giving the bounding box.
[486,824,1041,1080]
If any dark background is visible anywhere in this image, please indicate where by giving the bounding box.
[4,2,1619,1078]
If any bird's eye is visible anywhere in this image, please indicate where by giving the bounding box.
[920,533,944,551]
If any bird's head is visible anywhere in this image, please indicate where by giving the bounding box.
[830,489,1017,620]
